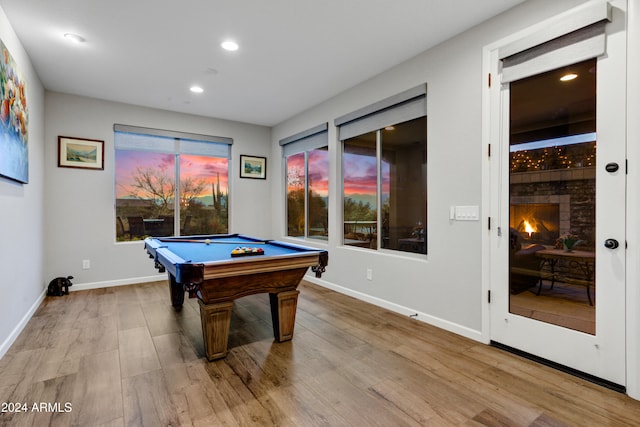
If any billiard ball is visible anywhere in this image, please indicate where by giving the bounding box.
[204,239,211,245]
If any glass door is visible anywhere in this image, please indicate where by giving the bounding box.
[489,5,626,386]
[508,59,598,335]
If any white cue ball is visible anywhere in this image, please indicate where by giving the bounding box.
[204,239,211,245]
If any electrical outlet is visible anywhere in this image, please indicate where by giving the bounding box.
[366,268,373,281]
[82,259,90,269]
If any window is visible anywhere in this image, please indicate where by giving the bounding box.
[336,86,427,254]
[281,124,329,241]
[343,132,378,249]
[114,125,232,241]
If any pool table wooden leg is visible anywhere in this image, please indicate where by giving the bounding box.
[269,290,300,342]
[198,300,233,361]
[168,274,185,308]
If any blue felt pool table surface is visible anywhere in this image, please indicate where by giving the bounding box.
[145,234,321,264]
[158,235,301,262]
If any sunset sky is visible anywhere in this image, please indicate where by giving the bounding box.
[286,150,330,197]
[285,149,393,204]
[115,150,228,199]
[343,152,390,198]
[308,150,329,196]
[117,148,392,203]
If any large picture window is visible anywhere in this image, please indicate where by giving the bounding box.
[281,124,329,241]
[336,86,427,254]
[114,125,231,241]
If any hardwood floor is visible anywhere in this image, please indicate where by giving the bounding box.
[2,280,640,426]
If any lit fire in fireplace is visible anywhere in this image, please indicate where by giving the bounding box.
[523,220,535,237]
[510,203,560,245]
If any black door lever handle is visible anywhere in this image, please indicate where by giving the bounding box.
[604,239,619,249]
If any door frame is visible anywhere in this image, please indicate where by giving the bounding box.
[480,0,640,400]
[625,0,640,400]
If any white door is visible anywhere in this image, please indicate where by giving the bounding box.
[488,1,626,386]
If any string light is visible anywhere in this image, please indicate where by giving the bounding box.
[510,143,596,172]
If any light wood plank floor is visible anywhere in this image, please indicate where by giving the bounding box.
[2,280,640,426]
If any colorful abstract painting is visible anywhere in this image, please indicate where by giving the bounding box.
[0,38,28,183]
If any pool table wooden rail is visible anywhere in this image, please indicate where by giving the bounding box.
[156,247,323,282]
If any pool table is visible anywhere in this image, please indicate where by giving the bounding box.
[144,234,328,360]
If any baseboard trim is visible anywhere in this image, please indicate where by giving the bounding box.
[304,275,483,343]
[0,289,46,360]
[69,274,165,292]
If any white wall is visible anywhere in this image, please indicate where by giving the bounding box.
[43,92,272,289]
[0,6,46,356]
[271,0,588,339]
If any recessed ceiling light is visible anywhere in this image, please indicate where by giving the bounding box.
[384,126,396,131]
[221,40,239,51]
[190,86,204,93]
[63,33,85,43]
[560,73,578,82]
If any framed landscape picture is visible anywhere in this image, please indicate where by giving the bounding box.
[240,155,266,179]
[58,136,104,170]
[0,39,29,183]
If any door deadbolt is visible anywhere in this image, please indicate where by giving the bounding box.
[605,162,619,173]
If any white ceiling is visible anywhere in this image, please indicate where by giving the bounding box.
[0,0,525,126]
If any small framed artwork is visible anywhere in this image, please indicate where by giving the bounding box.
[58,136,104,170]
[240,155,267,179]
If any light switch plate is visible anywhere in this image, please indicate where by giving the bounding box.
[454,205,479,221]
